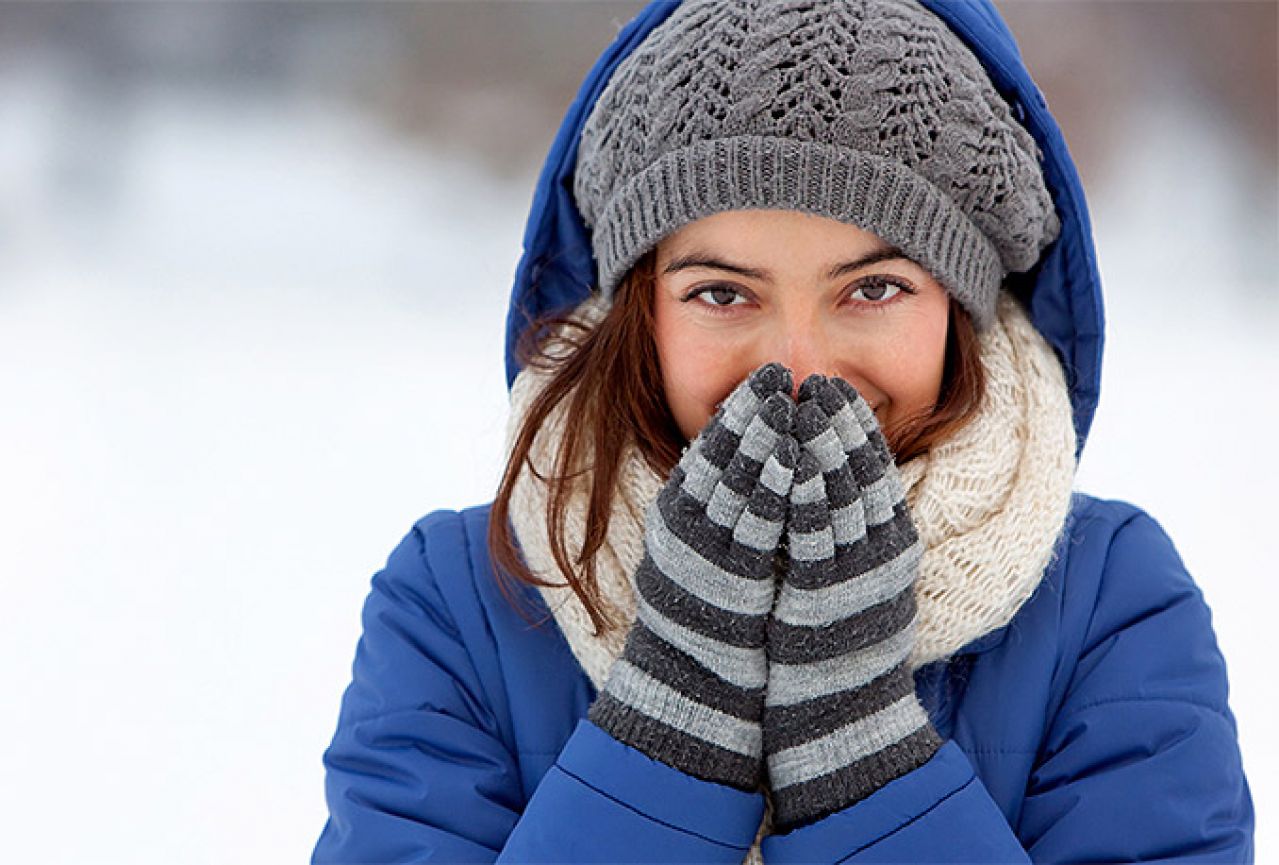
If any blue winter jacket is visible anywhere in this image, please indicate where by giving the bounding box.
[314,1,1254,861]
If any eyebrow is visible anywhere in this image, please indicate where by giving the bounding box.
[661,246,911,281]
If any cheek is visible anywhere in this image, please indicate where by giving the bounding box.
[875,306,950,424]
[653,303,746,442]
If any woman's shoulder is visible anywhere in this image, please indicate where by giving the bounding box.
[406,504,493,569]
[1057,492,1199,593]
[972,492,1207,662]
[1065,491,1159,534]
[372,504,501,630]
[1052,492,1209,618]
[382,502,557,640]
[1039,492,1232,712]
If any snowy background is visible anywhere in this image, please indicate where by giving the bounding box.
[0,2,1273,862]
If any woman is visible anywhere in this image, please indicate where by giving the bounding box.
[313,1,1254,861]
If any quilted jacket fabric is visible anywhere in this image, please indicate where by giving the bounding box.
[313,498,1252,862]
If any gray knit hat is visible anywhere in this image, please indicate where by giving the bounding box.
[573,0,1061,330]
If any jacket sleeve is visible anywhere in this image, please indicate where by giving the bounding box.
[313,513,765,864]
[760,741,1029,863]
[1016,510,1254,861]
[499,719,765,863]
[762,508,1253,863]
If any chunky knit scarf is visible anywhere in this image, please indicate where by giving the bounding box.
[504,292,1076,855]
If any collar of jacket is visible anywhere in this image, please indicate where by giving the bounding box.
[955,627,1009,657]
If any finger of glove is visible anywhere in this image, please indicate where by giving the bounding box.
[727,425,798,564]
[792,399,864,555]
[811,377,883,488]
[800,375,891,496]
[818,381,921,597]
[823,377,909,531]
[798,388,920,583]
[703,363,793,447]
[774,454,920,665]
[666,388,791,539]
[773,445,842,661]
[774,390,921,661]
[793,392,918,592]
[795,380,863,525]
[790,399,867,585]
[830,376,896,473]
[675,363,793,502]
[642,392,793,651]
[796,378,916,554]
[773,518,921,665]
[785,444,834,575]
[703,394,796,579]
[794,390,843,466]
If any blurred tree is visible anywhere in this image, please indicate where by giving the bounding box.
[997,0,1277,193]
[0,1,1272,202]
[383,1,648,177]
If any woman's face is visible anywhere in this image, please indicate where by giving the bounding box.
[653,209,952,443]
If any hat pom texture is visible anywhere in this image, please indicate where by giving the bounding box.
[573,0,1060,330]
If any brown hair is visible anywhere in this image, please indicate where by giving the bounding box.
[487,251,986,634]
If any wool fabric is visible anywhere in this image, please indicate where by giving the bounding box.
[589,367,799,791]
[573,0,1061,330]
[765,381,943,829]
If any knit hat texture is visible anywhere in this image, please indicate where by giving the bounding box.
[573,0,1061,330]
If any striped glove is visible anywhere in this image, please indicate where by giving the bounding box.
[589,363,797,791]
[764,375,942,831]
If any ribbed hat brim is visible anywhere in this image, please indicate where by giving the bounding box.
[593,137,1004,330]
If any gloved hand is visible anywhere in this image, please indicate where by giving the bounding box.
[589,363,798,791]
[764,374,942,831]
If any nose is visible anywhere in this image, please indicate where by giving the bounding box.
[774,323,837,400]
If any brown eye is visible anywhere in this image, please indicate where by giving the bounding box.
[851,277,912,303]
[689,285,747,307]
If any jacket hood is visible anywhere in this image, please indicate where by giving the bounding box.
[502,0,1104,457]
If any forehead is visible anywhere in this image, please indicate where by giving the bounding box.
[658,210,890,258]
[655,209,928,283]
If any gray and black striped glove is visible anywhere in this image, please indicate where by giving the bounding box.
[764,375,942,831]
[589,363,797,791]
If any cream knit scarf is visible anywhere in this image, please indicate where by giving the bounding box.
[504,292,1076,854]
